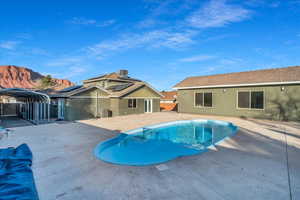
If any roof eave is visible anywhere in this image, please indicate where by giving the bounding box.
[173,81,300,90]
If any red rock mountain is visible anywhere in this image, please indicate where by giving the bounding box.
[0,65,74,90]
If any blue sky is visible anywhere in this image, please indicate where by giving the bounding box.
[0,0,300,90]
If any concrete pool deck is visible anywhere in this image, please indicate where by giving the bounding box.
[0,112,299,200]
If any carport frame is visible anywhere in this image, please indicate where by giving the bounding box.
[0,88,51,124]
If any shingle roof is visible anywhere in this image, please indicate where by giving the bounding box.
[49,82,162,98]
[174,66,300,89]
[84,72,141,83]
[106,83,134,92]
[50,71,162,98]
[58,85,83,93]
[109,82,145,97]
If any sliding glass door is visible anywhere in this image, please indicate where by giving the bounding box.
[144,99,153,113]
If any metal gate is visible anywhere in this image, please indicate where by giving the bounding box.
[0,103,18,117]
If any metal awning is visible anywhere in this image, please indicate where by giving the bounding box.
[0,88,50,103]
[0,88,51,124]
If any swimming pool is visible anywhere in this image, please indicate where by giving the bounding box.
[94,120,238,166]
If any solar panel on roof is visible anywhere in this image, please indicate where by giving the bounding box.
[119,77,141,82]
[106,83,133,92]
[59,85,83,93]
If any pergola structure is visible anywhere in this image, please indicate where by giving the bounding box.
[0,88,51,124]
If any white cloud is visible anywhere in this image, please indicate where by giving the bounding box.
[96,19,116,27]
[219,58,243,65]
[137,0,196,28]
[42,66,86,79]
[44,57,88,79]
[179,54,216,62]
[46,57,83,67]
[202,66,217,74]
[86,30,195,57]
[187,0,251,28]
[15,33,32,40]
[68,17,97,25]
[30,48,49,56]
[0,41,20,50]
[137,18,161,28]
[64,67,86,78]
[68,17,116,27]
[68,1,251,60]
[245,0,282,8]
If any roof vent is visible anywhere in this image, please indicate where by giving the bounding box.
[118,70,128,78]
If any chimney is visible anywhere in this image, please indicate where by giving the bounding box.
[118,69,128,78]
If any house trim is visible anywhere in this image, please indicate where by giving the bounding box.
[173,81,300,90]
[112,83,163,98]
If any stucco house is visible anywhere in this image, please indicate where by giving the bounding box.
[50,70,162,121]
[173,66,300,121]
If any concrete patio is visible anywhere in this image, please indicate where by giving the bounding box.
[0,112,299,200]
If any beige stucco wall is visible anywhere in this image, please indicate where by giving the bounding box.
[110,98,120,117]
[63,85,161,120]
[118,99,145,116]
[65,98,96,121]
[116,85,161,116]
[126,85,161,98]
[116,98,160,116]
[152,99,160,112]
[64,87,110,120]
[64,97,111,121]
[177,84,300,121]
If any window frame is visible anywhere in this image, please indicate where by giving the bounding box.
[236,90,265,110]
[194,92,213,108]
[128,98,137,108]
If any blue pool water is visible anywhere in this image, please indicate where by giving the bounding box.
[94,120,238,166]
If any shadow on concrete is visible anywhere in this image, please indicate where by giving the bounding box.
[246,118,300,140]
[0,116,34,128]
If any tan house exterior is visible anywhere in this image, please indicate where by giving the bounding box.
[50,70,162,121]
[174,66,300,121]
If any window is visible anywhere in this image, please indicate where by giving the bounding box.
[195,93,203,107]
[128,99,137,108]
[238,92,250,108]
[251,91,264,109]
[237,91,264,109]
[204,93,212,107]
[195,92,212,107]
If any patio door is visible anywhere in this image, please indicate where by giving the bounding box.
[58,98,65,120]
[144,99,153,113]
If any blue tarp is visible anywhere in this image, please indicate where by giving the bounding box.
[0,144,39,200]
